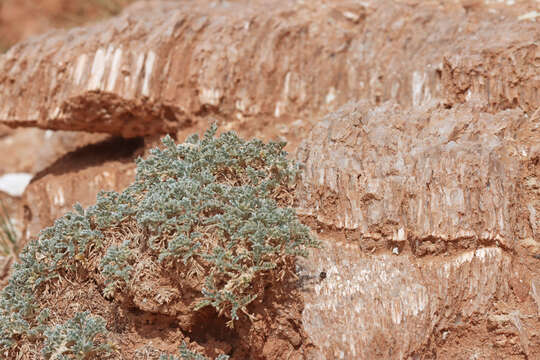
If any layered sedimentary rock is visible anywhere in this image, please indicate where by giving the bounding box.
[0,0,538,358]
[300,243,516,359]
[297,101,539,253]
[0,0,537,137]
[297,101,540,358]
[442,20,540,113]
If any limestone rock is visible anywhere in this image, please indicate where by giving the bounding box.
[301,243,513,359]
[442,20,540,113]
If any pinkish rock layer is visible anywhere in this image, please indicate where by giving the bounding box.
[300,238,540,359]
[296,101,539,253]
[297,102,540,359]
[0,0,537,136]
[301,243,512,359]
[442,20,539,113]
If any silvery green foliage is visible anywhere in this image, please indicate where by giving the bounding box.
[0,205,107,356]
[159,342,229,360]
[42,311,112,359]
[100,240,133,299]
[0,124,317,356]
[123,124,318,322]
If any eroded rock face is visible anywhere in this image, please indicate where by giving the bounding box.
[297,101,538,254]
[297,102,540,359]
[0,0,537,137]
[0,128,107,176]
[0,0,538,358]
[442,23,540,113]
[301,244,514,359]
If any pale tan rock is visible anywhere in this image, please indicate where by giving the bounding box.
[442,21,540,113]
[300,242,513,359]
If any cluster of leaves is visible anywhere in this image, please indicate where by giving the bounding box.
[0,124,318,356]
[42,311,112,359]
[90,124,318,324]
[100,240,133,299]
[160,342,229,360]
[0,206,107,357]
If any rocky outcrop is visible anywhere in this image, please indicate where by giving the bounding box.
[442,21,539,114]
[297,101,540,359]
[0,0,538,358]
[300,243,515,359]
[0,129,107,176]
[0,0,537,137]
[296,101,539,252]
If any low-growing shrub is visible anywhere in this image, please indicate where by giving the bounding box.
[0,124,318,357]
[42,311,112,359]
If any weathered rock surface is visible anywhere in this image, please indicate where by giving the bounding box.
[0,0,538,358]
[300,240,540,359]
[0,0,537,137]
[297,101,539,253]
[297,101,540,359]
[442,23,539,113]
[0,127,108,177]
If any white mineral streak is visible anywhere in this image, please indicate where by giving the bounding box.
[274,101,284,118]
[88,48,106,90]
[274,72,294,118]
[107,48,123,92]
[412,70,432,107]
[326,87,337,104]
[74,54,88,86]
[200,88,222,107]
[142,51,156,97]
[518,11,539,21]
[283,72,291,99]
[302,244,510,358]
[50,107,61,119]
[52,186,65,207]
[235,98,247,113]
[412,71,424,107]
